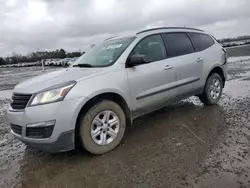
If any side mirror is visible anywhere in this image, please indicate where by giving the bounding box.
[126,54,150,67]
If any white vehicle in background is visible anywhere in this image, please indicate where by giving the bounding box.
[56,59,62,66]
[49,59,60,66]
[67,57,79,66]
[44,59,51,66]
[61,58,71,67]
[49,59,57,66]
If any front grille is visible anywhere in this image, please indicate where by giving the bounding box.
[11,93,32,110]
[10,123,22,135]
[26,125,54,139]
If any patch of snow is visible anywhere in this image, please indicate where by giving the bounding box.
[176,143,182,146]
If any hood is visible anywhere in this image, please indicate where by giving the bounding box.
[14,68,103,94]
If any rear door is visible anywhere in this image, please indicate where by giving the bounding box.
[126,34,178,117]
[187,32,217,85]
[163,33,203,97]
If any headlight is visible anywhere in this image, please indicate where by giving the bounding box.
[29,81,76,106]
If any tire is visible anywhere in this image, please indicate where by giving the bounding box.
[78,100,126,155]
[199,73,223,105]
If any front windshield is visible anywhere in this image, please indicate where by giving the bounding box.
[71,37,135,67]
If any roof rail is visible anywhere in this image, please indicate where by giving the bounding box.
[104,36,117,41]
[137,27,204,34]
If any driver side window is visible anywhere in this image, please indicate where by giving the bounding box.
[131,34,167,62]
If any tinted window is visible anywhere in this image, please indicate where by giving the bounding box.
[130,34,166,62]
[187,33,214,51]
[164,33,194,57]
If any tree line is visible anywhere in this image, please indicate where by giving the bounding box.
[0,49,84,65]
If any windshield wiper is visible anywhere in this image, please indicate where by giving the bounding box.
[73,64,93,68]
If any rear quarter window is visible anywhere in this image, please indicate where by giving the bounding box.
[187,32,215,52]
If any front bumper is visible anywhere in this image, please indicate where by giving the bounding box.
[16,130,75,153]
[7,97,84,152]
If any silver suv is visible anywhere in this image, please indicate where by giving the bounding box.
[7,27,227,154]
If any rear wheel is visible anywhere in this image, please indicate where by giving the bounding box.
[199,73,223,105]
[78,100,126,155]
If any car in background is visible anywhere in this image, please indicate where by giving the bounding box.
[61,58,71,67]
[66,57,79,66]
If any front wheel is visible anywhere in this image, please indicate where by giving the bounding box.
[78,100,126,155]
[199,73,223,105]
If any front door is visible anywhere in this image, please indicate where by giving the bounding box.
[126,34,178,117]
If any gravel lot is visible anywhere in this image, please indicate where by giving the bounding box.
[0,45,250,188]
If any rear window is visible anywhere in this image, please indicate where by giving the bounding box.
[163,33,195,57]
[187,33,215,52]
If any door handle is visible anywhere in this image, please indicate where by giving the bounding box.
[164,65,173,70]
[196,58,203,62]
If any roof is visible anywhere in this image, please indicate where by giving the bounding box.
[104,27,204,41]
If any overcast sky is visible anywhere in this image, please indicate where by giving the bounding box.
[0,0,250,56]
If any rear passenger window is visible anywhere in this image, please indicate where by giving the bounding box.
[164,33,194,57]
[187,33,214,51]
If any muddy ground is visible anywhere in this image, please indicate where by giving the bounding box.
[0,45,250,188]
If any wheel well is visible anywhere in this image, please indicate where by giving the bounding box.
[77,93,131,125]
[208,67,225,87]
[75,93,132,147]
